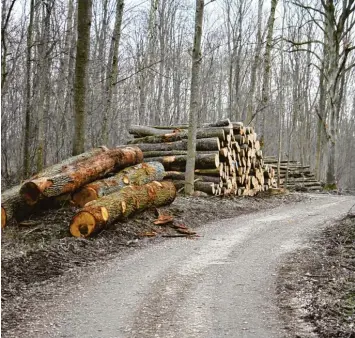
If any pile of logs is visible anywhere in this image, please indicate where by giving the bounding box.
[128,119,276,196]
[1,146,176,237]
[264,157,323,191]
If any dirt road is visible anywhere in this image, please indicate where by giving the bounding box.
[9,194,354,338]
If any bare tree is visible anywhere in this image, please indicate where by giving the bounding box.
[72,0,92,155]
[185,0,205,195]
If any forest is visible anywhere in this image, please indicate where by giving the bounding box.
[1,0,355,191]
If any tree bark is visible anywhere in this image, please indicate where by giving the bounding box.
[22,0,35,178]
[72,0,92,155]
[128,128,226,144]
[136,137,220,152]
[185,0,205,195]
[72,161,165,207]
[70,180,176,237]
[102,0,125,145]
[149,153,219,171]
[20,147,143,205]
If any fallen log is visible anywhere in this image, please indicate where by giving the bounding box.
[1,149,110,227]
[136,137,220,152]
[164,171,221,183]
[128,125,176,137]
[70,181,176,237]
[146,154,220,171]
[20,146,143,205]
[204,118,231,128]
[31,147,109,179]
[128,128,226,144]
[173,180,215,195]
[1,185,31,228]
[72,162,165,207]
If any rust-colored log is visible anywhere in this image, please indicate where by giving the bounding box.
[72,162,165,207]
[20,147,143,205]
[70,181,176,237]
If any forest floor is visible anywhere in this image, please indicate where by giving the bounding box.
[277,208,355,337]
[1,191,354,337]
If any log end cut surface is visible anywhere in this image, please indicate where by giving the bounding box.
[70,207,108,237]
[72,187,98,208]
[1,207,6,228]
[20,182,44,205]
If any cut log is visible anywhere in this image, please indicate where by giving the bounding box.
[173,180,215,195]
[1,185,31,228]
[72,162,165,207]
[30,147,109,179]
[204,118,231,128]
[164,171,221,183]
[20,146,143,205]
[146,154,220,171]
[136,137,220,152]
[143,150,188,158]
[1,185,71,228]
[128,125,175,137]
[194,168,221,176]
[70,181,176,237]
[128,128,226,144]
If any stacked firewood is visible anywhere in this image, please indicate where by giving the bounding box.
[1,146,177,237]
[128,119,276,196]
[264,157,322,191]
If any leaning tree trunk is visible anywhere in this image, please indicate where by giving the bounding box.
[70,180,176,237]
[20,146,143,205]
[72,161,165,207]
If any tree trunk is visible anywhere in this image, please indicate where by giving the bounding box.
[185,0,205,195]
[70,180,176,237]
[22,0,35,178]
[102,0,125,145]
[257,0,277,136]
[36,1,53,171]
[20,147,143,205]
[72,0,92,155]
[72,161,165,207]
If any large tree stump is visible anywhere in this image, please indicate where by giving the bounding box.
[72,161,165,207]
[20,146,143,205]
[70,180,176,237]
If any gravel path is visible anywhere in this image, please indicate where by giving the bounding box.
[8,194,355,338]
